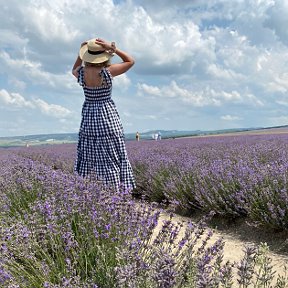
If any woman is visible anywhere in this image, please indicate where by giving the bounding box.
[72,38,135,190]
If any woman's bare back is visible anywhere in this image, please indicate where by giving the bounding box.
[83,66,105,87]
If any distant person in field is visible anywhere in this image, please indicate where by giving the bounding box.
[72,37,135,190]
[157,131,161,140]
[136,131,140,141]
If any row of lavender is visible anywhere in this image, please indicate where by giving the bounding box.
[17,133,288,230]
[2,150,286,287]
[127,134,288,230]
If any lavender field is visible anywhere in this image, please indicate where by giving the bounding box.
[0,133,288,287]
[129,134,288,230]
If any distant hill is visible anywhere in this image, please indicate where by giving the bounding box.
[128,130,202,140]
[0,125,287,147]
[0,130,196,147]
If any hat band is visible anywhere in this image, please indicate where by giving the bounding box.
[88,49,105,55]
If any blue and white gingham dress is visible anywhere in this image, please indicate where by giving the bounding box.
[75,67,135,190]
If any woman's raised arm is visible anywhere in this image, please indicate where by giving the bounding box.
[95,38,135,77]
[72,41,87,78]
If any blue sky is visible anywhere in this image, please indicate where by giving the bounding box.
[0,0,288,137]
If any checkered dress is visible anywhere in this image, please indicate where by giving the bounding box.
[74,67,135,190]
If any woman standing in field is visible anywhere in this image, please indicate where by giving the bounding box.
[72,38,135,190]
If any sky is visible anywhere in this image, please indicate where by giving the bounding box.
[0,0,288,137]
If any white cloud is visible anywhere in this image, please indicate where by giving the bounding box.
[0,29,28,49]
[24,7,79,42]
[137,81,264,107]
[33,99,72,118]
[264,0,288,46]
[113,73,132,90]
[221,114,241,121]
[276,100,288,107]
[206,64,244,80]
[137,83,162,97]
[220,91,242,101]
[0,89,72,118]
[137,82,218,106]
[0,51,41,70]
[8,0,80,43]
[0,51,76,90]
[143,115,157,120]
[0,89,34,108]
[268,73,288,93]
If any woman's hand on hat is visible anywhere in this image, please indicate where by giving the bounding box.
[95,38,116,54]
[95,38,110,49]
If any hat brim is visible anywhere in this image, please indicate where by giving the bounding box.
[79,44,112,64]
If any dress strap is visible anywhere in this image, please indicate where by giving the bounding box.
[100,68,113,86]
[78,67,85,87]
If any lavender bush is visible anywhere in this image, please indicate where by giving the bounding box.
[127,134,288,229]
[0,145,287,287]
[12,134,288,228]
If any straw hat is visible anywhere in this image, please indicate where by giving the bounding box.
[79,38,113,64]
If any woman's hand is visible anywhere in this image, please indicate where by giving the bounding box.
[95,38,114,50]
